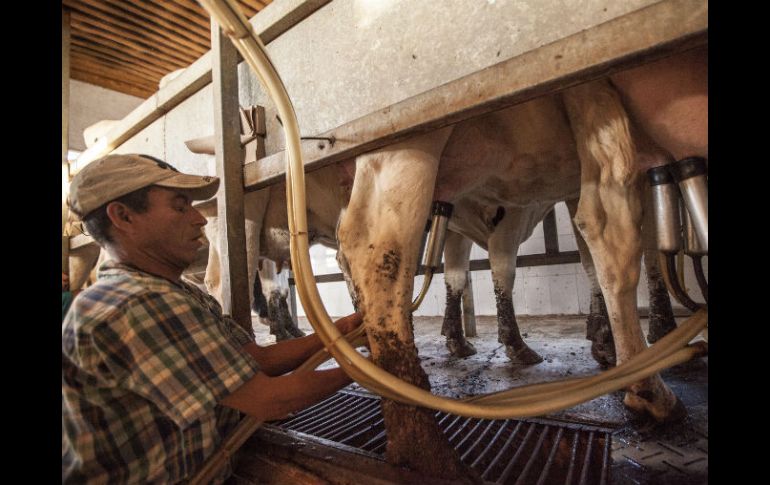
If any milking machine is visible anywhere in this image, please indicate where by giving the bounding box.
[191,1,709,481]
[647,158,708,311]
[412,201,453,309]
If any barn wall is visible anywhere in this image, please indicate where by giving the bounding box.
[69,80,143,152]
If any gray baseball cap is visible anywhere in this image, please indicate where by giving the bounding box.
[67,153,219,218]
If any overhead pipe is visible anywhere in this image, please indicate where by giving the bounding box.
[647,166,702,312]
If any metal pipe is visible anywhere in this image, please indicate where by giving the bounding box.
[412,201,453,310]
[683,204,707,256]
[683,205,707,302]
[647,166,681,253]
[423,201,453,269]
[648,165,705,312]
[670,157,708,251]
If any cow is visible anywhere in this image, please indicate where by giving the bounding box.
[332,46,706,476]
[196,192,306,340]
[441,194,678,367]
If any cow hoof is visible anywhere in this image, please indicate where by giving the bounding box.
[446,338,477,358]
[287,324,306,338]
[590,342,617,368]
[270,326,294,342]
[646,318,677,344]
[624,391,687,424]
[505,345,543,365]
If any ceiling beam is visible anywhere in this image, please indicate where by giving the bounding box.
[64,0,209,53]
[99,0,210,40]
[70,26,191,70]
[71,11,205,62]
[71,42,173,81]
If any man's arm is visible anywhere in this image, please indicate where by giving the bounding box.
[242,313,362,376]
[221,367,352,422]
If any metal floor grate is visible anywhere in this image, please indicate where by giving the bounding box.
[268,390,613,485]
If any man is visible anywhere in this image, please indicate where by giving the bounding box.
[62,153,363,484]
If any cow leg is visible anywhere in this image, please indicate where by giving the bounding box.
[335,219,361,312]
[563,80,683,422]
[643,248,677,343]
[203,220,223,302]
[488,208,542,365]
[337,130,477,481]
[442,231,477,357]
[260,261,292,341]
[566,198,616,368]
[260,260,305,340]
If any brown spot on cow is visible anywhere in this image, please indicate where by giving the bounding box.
[375,249,401,281]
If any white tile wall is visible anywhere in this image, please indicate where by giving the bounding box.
[296,280,355,317]
[523,276,551,314]
[472,270,497,313]
[576,268,593,314]
[549,274,580,314]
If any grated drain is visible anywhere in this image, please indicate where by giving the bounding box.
[268,390,612,484]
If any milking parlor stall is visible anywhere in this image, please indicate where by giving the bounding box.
[62,0,708,484]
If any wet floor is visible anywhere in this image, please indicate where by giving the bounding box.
[252,313,708,484]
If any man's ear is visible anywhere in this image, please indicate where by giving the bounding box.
[105,202,133,231]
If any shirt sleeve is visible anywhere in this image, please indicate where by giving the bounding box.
[92,290,260,428]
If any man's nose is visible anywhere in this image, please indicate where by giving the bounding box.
[191,207,207,226]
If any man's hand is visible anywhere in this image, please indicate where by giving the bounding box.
[334,312,363,335]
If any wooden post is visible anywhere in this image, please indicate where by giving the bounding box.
[543,209,559,255]
[461,271,477,338]
[62,8,71,273]
[212,20,252,334]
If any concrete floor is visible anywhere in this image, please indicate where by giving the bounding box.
[251,313,708,484]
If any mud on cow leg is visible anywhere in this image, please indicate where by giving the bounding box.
[646,275,677,344]
[586,290,616,368]
[495,286,543,365]
[563,79,681,422]
[266,291,299,341]
[441,230,476,357]
[375,329,480,482]
[567,198,617,368]
[643,247,677,344]
[442,286,477,357]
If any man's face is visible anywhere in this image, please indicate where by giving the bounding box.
[130,187,207,272]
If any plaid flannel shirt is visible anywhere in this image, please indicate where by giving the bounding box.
[62,261,260,484]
